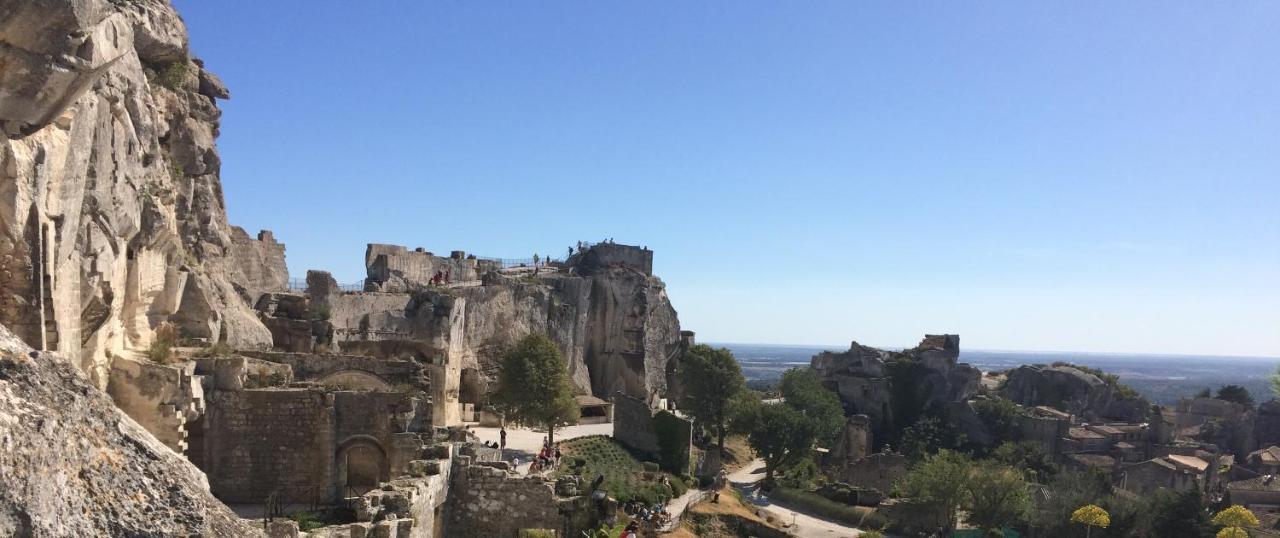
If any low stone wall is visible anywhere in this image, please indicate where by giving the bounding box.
[241,350,428,390]
[837,451,907,493]
[612,391,692,473]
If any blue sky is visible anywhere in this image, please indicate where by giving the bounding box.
[173,1,1279,357]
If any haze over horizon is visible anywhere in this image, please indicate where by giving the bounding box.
[174,1,1279,358]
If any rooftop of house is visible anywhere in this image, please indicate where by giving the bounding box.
[1069,427,1106,440]
[1067,453,1116,468]
[1165,454,1210,473]
[1251,446,1280,466]
[1229,475,1280,493]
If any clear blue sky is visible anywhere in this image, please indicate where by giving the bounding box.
[174,1,1279,357]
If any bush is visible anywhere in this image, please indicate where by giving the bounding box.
[642,461,660,473]
[151,60,189,91]
[769,487,887,528]
[146,323,178,364]
[289,511,323,532]
[517,530,556,538]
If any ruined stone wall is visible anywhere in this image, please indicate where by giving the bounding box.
[614,392,661,454]
[106,356,203,453]
[202,389,336,503]
[227,227,288,303]
[364,244,498,291]
[241,350,428,390]
[444,464,562,538]
[837,451,908,493]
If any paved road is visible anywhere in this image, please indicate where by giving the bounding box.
[728,460,867,538]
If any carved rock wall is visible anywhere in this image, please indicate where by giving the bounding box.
[0,0,279,387]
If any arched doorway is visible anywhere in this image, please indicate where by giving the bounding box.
[336,437,388,497]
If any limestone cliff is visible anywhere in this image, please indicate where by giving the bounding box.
[278,243,686,410]
[811,334,981,444]
[0,0,284,387]
[0,323,262,537]
[1001,363,1149,423]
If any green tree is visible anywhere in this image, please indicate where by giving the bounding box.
[992,441,1058,482]
[1215,385,1255,409]
[965,462,1032,533]
[679,344,746,450]
[972,397,1025,445]
[747,403,815,481]
[777,368,844,445]
[490,334,579,444]
[1271,365,1280,398]
[1071,505,1110,538]
[899,416,960,462]
[896,449,972,532]
[1150,489,1213,538]
[1212,505,1259,538]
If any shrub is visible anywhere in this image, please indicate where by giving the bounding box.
[517,530,556,538]
[769,487,887,528]
[146,323,178,364]
[151,60,189,91]
[642,461,660,473]
[289,511,323,532]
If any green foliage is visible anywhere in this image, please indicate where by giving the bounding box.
[289,511,324,532]
[490,334,579,441]
[1149,489,1212,538]
[991,441,1058,482]
[726,389,764,435]
[768,487,887,528]
[517,530,556,538]
[146,323,178,364]
[965,462,1032,532]
[552,436,685,504]
[679,344,746,449]
[899,415,963,462]
[151,60,189,91]
[1215,385,1255,408]
[895,449,973,531]
[1027,469,1114,536]
[777,456,820,489]
[747,403,815,481]
[778,367,844,445]
[973,397,1025,445]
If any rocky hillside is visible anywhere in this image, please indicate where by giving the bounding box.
[0,323,262,537]
[0,0,281,389]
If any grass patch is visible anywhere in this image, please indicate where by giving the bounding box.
[146,323,179,364]
[768,487,887,529]
[554,435,688,504]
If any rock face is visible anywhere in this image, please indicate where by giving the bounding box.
[0,0,282,388]
[0,323,262,537]
[1002,364,1149,422]
[811,334,980,440]
[294,243,686,407]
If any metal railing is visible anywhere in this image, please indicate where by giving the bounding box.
[286,278,365,293]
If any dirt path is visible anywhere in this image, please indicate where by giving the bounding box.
[728,460,867,538]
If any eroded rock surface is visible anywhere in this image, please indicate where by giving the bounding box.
[1002,363,1149,422]
[0,0,281,387]
[0,323,262,537]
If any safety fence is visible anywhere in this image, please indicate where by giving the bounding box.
[286,279,365,293]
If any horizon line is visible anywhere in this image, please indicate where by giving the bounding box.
[702,340,1279,362]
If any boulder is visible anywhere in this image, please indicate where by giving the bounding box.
[0,323,262,536]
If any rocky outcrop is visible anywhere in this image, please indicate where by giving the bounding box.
[1002,364,1149,422]
[811,334,980,439]
[0,0,282,387]
[0,323,262,537]
[278,243,685,409]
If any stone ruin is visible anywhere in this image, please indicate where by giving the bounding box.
[0,1,693,533]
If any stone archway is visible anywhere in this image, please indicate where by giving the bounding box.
[335,436,388,497]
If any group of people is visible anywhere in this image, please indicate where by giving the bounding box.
[630,501,671,527]
[429,270,451,286]
[528,438,562,474]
